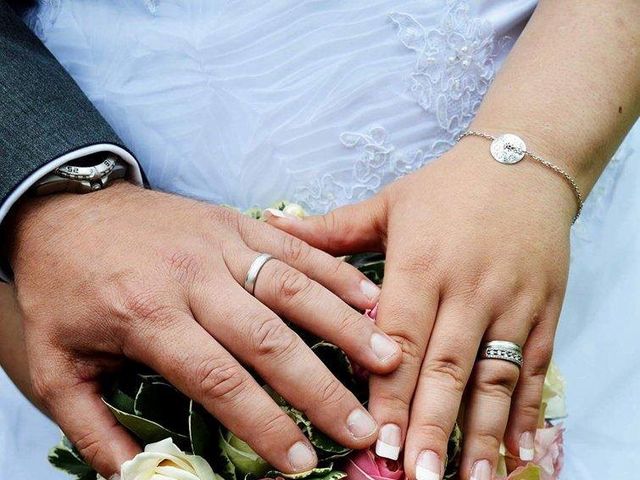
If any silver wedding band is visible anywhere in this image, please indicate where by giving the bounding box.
[244,253,275,295]
[479,340,523,369]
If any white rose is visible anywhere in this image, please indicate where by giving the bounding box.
[101,438,222,480]
[282,203,307,218]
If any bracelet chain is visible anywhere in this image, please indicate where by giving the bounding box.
[458,130,584,223]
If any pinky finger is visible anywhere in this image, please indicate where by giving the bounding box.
[503,321,555,466]
[48,379,141,478]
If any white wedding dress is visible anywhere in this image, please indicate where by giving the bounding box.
[1,1,639,478]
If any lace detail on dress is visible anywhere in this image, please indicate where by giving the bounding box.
[389,2,507,138]
[143,0,160,14]
[294,126,426,213]
[294,0,507,213]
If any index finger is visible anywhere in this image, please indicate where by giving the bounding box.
[367,243,440,460]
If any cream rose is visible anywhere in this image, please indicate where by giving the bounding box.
[101,438,223,480]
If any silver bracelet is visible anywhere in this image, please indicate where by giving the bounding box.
[458,131,584,223]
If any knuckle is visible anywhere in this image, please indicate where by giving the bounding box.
[252,317,300,360]
[316,376,348,408]
[282,235,311,264]
[471,430,502,450]
[412,420,452,447]
[326,255,349,279]
[322,211,340,241]
[162,250,204,285]
[195,357,247,403]
[516,401,542,421]
[372,388,411,413]
[73,429,104,467]
[206,205,241,231]
[275,266,313,303]
[422,356,468,393]
[386,332,423,367]
[122,290,175,324]
[396,254,437,279]
[255,412,292,440]
[476,364,520,399]
[109,273,169,323]
[334,309,360,339]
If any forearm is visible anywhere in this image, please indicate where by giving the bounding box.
[470,0,640,197]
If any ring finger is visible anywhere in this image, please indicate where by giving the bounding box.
[243,217,381,310]
[459,318,532,480]
[229,248,401,374]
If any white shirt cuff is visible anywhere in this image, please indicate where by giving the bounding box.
[0,143,144,282]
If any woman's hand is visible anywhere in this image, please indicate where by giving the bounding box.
[7,181,402,478]
[266,138,574,480]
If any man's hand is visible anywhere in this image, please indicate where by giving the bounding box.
[7,181,401,478]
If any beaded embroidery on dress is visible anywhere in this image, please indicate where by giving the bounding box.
[293,0,511,213]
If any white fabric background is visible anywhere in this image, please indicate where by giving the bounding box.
[1,1,639,478]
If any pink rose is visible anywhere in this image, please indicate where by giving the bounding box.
[501,424,564,480]
[344,449,404,480]
[532,423,564,480]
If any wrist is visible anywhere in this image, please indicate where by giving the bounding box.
[474,119,595,181]
[6,180,142,273]
[442,139,576,228]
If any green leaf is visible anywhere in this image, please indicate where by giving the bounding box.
[311,342,364,401]
[444,423,462,479]
[269,200,288,211]
[262,465,346,480]
[281,404,350,462]
[104,398,190,450]
[107,388,136,414]
[244,207,263,219]
[48,436,96,480]
[134,381,190,435]
[508,464,541,480]
[189,401,216,459]
[218,428,270,477]
[347,253,385,284]
[308,429,350,459]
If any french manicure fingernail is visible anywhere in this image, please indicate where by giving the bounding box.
[470,459,491,480]
[519,431,535,461]
[375,423,401,460]
[109,475,121,480]
[288,441,317,472]
[370,332,398,362]
[360,279,381,301]
[416,450,442,480]
[347,408,377,438]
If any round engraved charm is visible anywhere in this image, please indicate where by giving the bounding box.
[490,134,527,164]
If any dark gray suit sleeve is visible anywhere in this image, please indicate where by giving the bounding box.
[0,0,143,209]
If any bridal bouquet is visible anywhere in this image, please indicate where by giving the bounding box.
[49,202,565,480]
